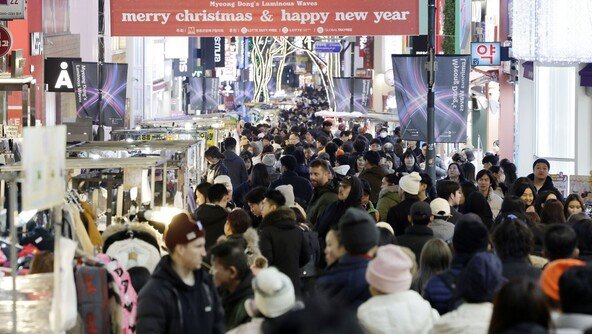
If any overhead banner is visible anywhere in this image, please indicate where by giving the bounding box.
[203,77,220,113]
[72,62,128,127]
[110,0,420,37]
[391,54,470,143]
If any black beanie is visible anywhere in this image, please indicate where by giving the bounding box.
[453,213,489,254]
[338,208,379,255]
[364,151,380,166]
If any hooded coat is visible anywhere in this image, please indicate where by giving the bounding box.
[306,180,338,227]
[315,176,364,250]
[137,256,225,334]
[527,173,565,202]
[259,206,311,294]
[194,204,229,250]
[376,186,401,222]
[359,165,386,204]
[224,150,248,190]
[206,160,229,184]
[220,272,254,330]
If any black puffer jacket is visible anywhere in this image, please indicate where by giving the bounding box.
[137,256,225,334]
[194,204,229,250]
[259,206,311,295]
[526,174,565,202]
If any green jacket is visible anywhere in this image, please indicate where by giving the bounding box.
[306,182,338,226]
[376,187,401,222]
[222,273,254,330]
[365,201,379,221]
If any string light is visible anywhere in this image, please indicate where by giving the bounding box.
[512,0,592,63]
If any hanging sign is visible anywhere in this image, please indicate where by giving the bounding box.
[22,126,67,211]
[471,42,501,66]
[44,57,82,92]
[0,26,12,57]
[314,42,342,53]
[0,0,26,20]
[110,0,420,37]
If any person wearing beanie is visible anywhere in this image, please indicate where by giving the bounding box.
[539,258,585,311]
[204,146,229,183]
[223,137,249,190]
[386,171,422,236]
[259,190,310,296]
[357,245,440,334]
[397,201,436,261]
[269,155,313,209]
[261,153,281,183]
[137,212,225,334]
[316,208,379,310]
[428,198,455,243]
[432,252,506,334]
[422,213,490,315]
[359,150,386,204]
[228,267,301,334]
[315,175,364,262]
[527,158,564,202]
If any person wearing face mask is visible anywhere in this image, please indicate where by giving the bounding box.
[377,127,394,145]
[395,150,422,179]
[490,165,508,199]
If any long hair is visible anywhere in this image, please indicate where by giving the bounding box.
[249,163,270,188]
[564,193,585,220]
[414,239,452,294]
[540,199,566,225]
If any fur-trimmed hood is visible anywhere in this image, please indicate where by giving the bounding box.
[102,221,165,254]
[260,206,297,229]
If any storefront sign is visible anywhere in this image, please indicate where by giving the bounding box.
[0,0,26,20]
[44,57,81,92]
[110,0,420,37]
[201,37,225,70]
[358,36,374,69]
[471,42,501,66]
[0,26,12,57]
[314,42,342,53]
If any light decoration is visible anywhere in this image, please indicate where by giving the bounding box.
[512,0,592,63]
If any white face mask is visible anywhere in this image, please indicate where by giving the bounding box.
[380,132,387,138]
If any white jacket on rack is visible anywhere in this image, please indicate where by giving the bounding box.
[357,290,440,334]
[431,302,493,334]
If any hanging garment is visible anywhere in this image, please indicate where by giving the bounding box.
[96,254,138,334]
[81,201,103,247]
[50,237,78,333]
[75,265,111,334]
[65,203,94,256]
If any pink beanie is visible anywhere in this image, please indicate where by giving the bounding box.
[366,245,413,294]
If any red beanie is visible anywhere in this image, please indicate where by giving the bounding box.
[164,212,205,252]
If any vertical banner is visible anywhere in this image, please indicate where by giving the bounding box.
[391,54,470,142]
[358,36,374,69]
[233,81,254,105]
[72,62,128,126]
[22,126,66,211]
[201,37,225,70]
[188,77,204,110]
[455,0,472,53]
[332,78,352,113]
[353,78,372,113]
[203,77,220,113]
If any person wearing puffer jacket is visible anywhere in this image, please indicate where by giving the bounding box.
[376,173,401,222]
[432,252,506,334]
[357,245,440,334]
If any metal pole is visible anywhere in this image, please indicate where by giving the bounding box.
[51,206,62,334]
[350,41,355,113]
[8,180,17,334]
[150,166,156,208]
[98,0,105,140]
[426,0,437,182]
[162,162,167,207]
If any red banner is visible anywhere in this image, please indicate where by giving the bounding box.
[110,0,420,37]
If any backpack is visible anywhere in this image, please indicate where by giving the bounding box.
[299,223,321,278]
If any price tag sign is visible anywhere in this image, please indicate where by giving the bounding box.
[0,0,26,20]
[3,125,19,139]
[471,42,501,66]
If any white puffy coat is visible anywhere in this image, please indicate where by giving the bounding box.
[431,302,493,334]
[357,290,440,334]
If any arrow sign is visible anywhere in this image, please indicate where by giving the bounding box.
[314,42,342,53]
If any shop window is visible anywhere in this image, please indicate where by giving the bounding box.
[535,65,576,174]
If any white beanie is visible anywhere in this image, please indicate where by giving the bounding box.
[252,267,296,318]
[399,172,421,195]
[214,175,233,193]
[275,184,295,207]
